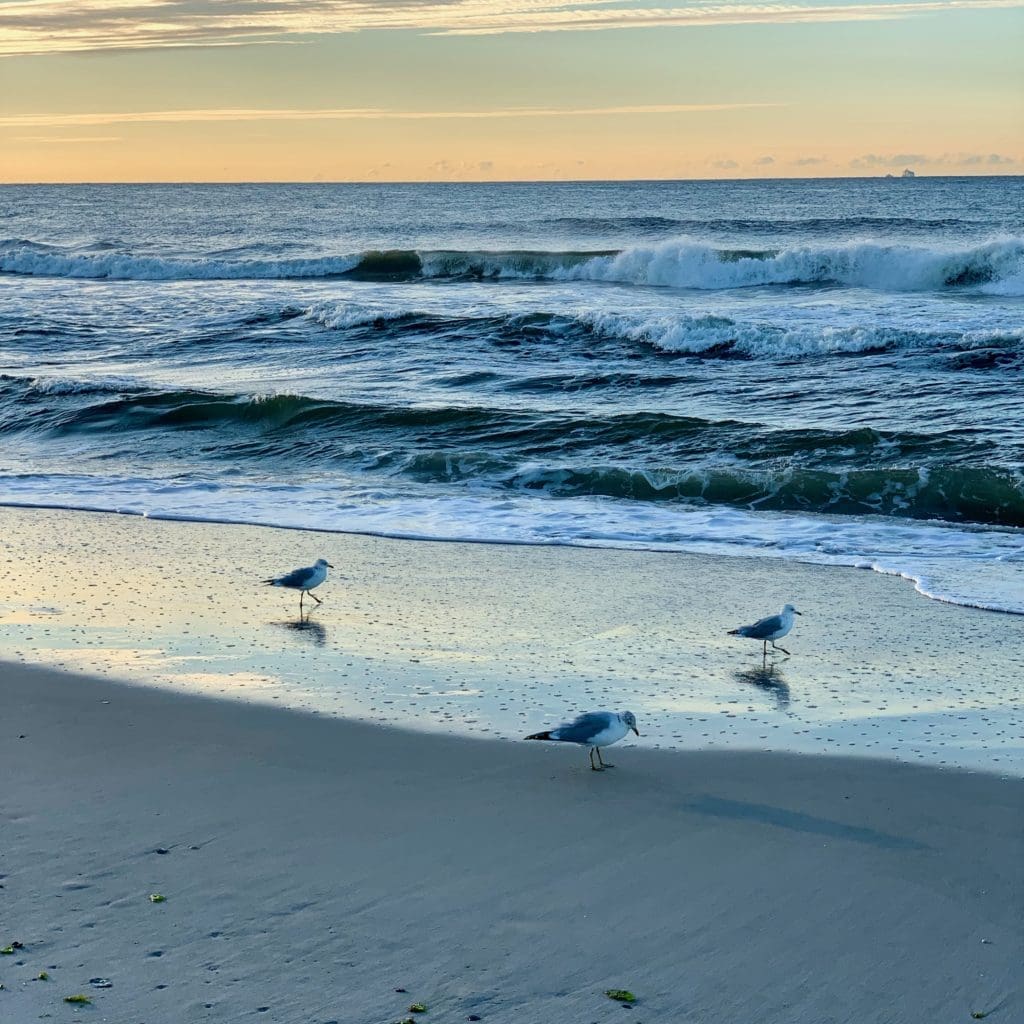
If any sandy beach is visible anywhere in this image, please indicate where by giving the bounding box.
[1,507,1022,1021]
[3,660,1022,1024]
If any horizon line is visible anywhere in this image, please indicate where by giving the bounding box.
[2,173,1023,187]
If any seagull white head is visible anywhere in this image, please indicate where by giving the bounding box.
[622,711,640,736]
[782,603,802,616]
[316,558,334,569]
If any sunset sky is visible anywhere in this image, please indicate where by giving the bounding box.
[1,0,1022,182]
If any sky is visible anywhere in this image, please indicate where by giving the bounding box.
[0,0,1022,182]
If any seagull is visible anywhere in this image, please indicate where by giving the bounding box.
[728,603,802,657]
[526,711,639,771]
[263,558,334,611]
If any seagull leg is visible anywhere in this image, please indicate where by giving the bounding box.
[762,639,768,658]
[596,747,615,769]
[589,748,603,772]
[310,592,322,605]
[299,591,305,612]
[771,642,791,656]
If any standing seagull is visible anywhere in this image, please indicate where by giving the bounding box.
[728,603,802,657]
[263,558,334,612]
[526,711,639,771]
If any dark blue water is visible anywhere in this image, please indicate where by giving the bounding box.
[1,179,1022,610]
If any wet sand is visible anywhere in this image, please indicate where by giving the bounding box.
[2,661,1022,1024]
[0,506,1021,772]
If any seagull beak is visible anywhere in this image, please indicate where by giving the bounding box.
[326,563,335,568]
[794,610,803,615]
[632,727,640,736]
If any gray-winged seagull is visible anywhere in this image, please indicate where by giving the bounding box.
[526,711,639,771]
[263,558,334,611]
[728,603,802,656]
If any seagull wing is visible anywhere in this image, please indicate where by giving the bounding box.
[275,565,317,588]
[552,711,616,744]
[742,613,784,639]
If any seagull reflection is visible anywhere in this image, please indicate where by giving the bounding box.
[273,614,328,648]
[734,663,791,711]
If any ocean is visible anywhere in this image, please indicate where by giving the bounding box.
[1,178,1022,613]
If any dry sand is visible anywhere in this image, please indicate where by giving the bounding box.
[2,661,1022,1024]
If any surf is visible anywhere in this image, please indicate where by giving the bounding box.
[2,236,1022,294]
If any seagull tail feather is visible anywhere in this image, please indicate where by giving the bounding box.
[262,578,279,586]
[525,730,554,741]
[727,628,742,635]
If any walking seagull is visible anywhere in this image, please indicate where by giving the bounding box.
[526,711,639,771]
[728,603,802,656]
[263,558,334,611]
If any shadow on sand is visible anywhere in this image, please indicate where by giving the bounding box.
[681,795,929,850]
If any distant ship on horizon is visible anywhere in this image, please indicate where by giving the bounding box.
[885,168,917,178]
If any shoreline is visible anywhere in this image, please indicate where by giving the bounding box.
[0,496,1021,618]
[3,661,1022,1023]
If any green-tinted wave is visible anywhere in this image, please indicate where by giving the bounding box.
[2,378,1020,528]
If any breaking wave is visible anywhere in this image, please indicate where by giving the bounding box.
[296,301,1024,361]
[574,311,1024,358]
[3,377,1021,529]
[2,237,1022,294]
[560,237,1024,293]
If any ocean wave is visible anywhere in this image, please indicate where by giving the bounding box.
[4,236,1021,293]
[398,453,1024,528]
[560,237,1024,293]
[297,299,1024,361]
[979,266,1024,297]
[2,378,1020,528]
[0,244,360,281]
[0,242,598,282]
[577,311,1024,358]
[300,302,565,341]
[0,374,147,397]
[303,301,420,331]
[368,239,1024,294]
[498,462,1024,527]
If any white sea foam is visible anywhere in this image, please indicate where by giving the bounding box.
[573,310,1000,357]
[1,474,1020,615]
[3,236,1022,294]
[292,300,1024,358]
[0,247,360,281]
[979,265,1024,297]
[561,237,1024,294]
[302,301,417,330]
[20,374,144,396]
